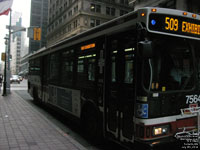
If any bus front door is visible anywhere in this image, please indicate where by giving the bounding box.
[105,35,135,143]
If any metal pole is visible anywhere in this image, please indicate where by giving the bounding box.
[2,45,7,96]
[198,111,200,145]
[7,9,12,94]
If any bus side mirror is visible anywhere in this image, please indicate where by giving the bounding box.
[138,41,153,58]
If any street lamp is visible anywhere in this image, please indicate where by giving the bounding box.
[3,9,26,95]
[2,36,9,96]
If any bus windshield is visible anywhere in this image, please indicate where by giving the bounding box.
[143,39,194,92]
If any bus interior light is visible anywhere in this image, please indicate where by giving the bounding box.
[81,43,96,51]
[155,83,159,89]
[125,48,134,52]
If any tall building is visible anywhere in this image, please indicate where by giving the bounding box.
[10,12,23,75]
[29,0,48,53]
[47,0,134,47]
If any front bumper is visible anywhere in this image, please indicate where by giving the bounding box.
[136,135,198,150]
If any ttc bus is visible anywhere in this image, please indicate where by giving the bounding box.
[28,7,200,149]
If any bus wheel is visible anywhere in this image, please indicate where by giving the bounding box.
[81,105,102,142]
[33,88,39,103]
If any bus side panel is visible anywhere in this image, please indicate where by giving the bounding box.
[46,85,81,118]
[28,58,42,100]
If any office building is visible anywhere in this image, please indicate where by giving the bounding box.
[47,0,134,47]
[10,12,23,75]
[29,0,48,53]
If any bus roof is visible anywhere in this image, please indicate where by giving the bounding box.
[29,7,200,59]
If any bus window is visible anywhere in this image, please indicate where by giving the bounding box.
[61,61,73,85]
[88,59,95,81]
[194,42,200,80]
[124,56,133,84]
[124,48,134,84]
[49,53,60,84]
[77,60,84,72]
[143,39,194,91]
[111,56,116,82]
[61,50,74,86]
[29,59,41,75]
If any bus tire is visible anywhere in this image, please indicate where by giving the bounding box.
[81,103,102,142]
[33,88,39,103]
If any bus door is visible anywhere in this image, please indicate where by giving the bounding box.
[104,34,136,143]
[41,55,49,103]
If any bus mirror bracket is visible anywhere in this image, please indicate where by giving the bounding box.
[138,40,153,58]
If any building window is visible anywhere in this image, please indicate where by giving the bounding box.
[120,0,128,5]
[159,0,176,9]
[111,8,115,16]
[49,8,52,14]
[90,19,95,27]
[106,7,110,15]
[59,18,62,24]
[63,14,67,20]
[68,24,71,32]
[120,10,128,16]
[55,21,58,26]
[73,20,78,29]
[106,7,115,16]
[69,0,72,5]
[56,0,59,6]
[90,19,100,27]
[74,5,78,13]
[64,2,67,8]
[90,4,101,13]
[60,7,63,13]
[68,10,72,17]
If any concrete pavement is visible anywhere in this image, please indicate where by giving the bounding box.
[0,91,87,150]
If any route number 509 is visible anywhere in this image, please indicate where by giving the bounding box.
[165,17,179,31]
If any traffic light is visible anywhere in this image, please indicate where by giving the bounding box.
[33,28,41,41]
[1,53,5,61]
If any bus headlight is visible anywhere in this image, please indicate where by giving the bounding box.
[152,125,170,136]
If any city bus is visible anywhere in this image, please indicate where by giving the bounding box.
[28,7,200,149]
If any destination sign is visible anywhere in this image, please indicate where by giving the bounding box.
[148,14,200,38]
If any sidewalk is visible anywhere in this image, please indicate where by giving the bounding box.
[0,92,87,150]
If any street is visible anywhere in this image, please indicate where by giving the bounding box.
[10,79,28,91]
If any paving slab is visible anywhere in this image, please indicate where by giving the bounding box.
[0,92,87,150]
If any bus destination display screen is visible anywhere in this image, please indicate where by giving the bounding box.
[148,13,200,38]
